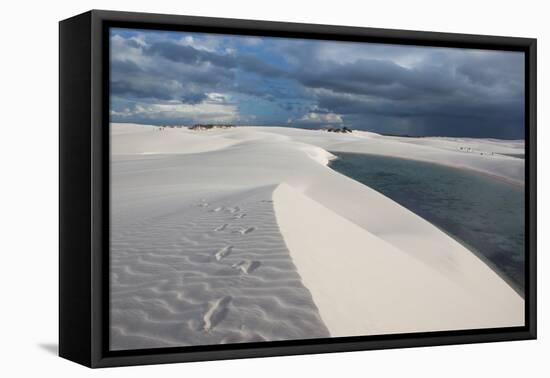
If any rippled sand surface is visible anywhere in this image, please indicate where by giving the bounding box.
[110,185,329,350]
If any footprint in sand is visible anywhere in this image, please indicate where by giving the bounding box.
[203,296,232,332]
[214,223,228,232]
[232,260,261,274]
[233,226,256,235]
[224,206,241,214]
[215,245,233,261]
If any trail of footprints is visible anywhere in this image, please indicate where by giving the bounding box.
[111,189,329,349]
[199,200,260,276]
[198,199,261,331]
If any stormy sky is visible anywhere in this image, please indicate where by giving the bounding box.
[110,28,525,139]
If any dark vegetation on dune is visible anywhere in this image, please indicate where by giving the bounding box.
[189,124,236,130]
[324,127,353,133]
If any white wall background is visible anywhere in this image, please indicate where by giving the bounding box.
[1,0,547,375]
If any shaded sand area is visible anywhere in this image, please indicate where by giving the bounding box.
[111,123,525,349]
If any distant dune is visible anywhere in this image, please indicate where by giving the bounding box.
[110,123,524,349]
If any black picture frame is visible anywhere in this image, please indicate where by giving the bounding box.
[59,9,537,368]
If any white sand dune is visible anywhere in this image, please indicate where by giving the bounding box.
[274,183,523,336]
[110,123,524,349]
[243,126,525,184]
[111,123,240,155]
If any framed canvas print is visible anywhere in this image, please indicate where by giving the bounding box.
[59,10,537,368]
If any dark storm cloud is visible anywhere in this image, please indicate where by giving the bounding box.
[147,41,238,68]
[297,59,453,98]
[290,49,524,138]
[111,79,176,101]
[111,69,217,104]
[146,41,286,78]
[110,29,525,138]
[110,39,237,105]
[111,36,286,109]
[111,59,143,74]
[237,54,287,77]
[180,92,209,104]
[316,88,524,138]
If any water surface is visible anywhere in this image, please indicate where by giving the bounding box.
[329,152,525,293]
